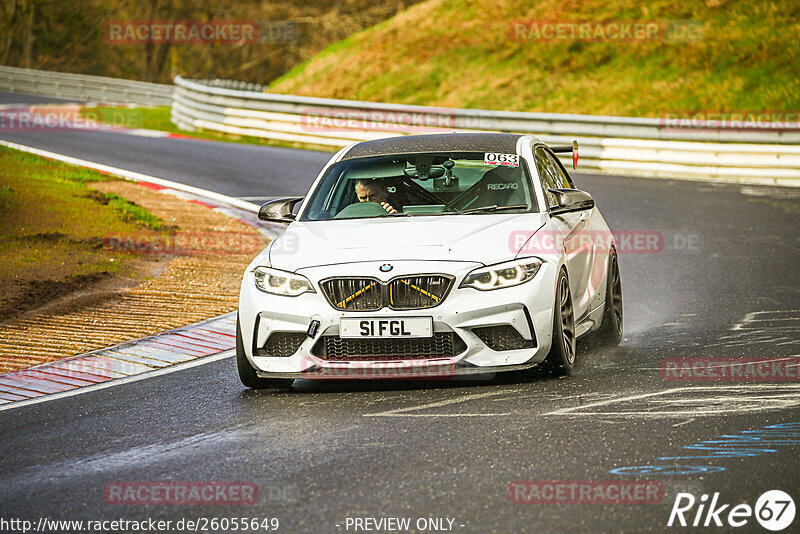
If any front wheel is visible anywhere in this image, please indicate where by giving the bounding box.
[541,270,576,375]
[236,316,294,390]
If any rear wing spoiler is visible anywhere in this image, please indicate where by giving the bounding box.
[550,140,579,170]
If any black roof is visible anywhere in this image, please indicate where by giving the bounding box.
[340,133,524,161]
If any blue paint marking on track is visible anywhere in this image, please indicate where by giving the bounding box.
[609,466,726,476]
[610,422,800,476]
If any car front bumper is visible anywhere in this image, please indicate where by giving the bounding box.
[238,260,559,379]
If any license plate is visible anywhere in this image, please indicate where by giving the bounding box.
[340,317,433,338]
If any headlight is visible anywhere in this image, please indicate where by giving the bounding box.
[253,266,315,296]
[460,258,542,291]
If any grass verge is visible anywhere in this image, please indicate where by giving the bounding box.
[0,146,165,320]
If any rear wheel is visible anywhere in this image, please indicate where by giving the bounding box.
[596,251,623,346]
[542,270,576,375]
[236,316,294,390]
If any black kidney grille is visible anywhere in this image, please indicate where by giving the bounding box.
[320,278,382,311]
[388,275,452,310]
[321,275,452,311]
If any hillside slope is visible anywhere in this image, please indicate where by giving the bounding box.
[269,0,800,117]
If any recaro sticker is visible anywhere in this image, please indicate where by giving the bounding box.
[485,153,519,167]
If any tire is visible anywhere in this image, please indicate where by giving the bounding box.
[542,269,576,375]
[596,251,623,346]
[236,316,294,390]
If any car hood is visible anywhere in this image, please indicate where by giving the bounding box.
[267,213,547,272]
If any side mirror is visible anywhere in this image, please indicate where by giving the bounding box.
[258,197,304,224]
[548,188,594,215]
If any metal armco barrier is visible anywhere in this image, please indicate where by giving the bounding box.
[172,75,800,185]
[1,66,797,185]
[0,65,172,106]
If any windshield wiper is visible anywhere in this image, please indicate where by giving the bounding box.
[456,204,528,215]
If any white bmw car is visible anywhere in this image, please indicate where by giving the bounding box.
[237,133,622,388]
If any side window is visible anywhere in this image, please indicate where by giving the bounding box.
[546,152,576,189]
[534,147,559,207]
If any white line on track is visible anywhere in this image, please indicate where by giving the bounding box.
[672,418,695,427]
[0,139,258,213]
[544,384,800,417]
[543,388,688,416]
[634,356,799,371]
[364,389,520,417]
[0,350,233,413]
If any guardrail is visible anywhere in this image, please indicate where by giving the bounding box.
[173,75,800,185]
[1,67,796,184]
[0,65,172,106]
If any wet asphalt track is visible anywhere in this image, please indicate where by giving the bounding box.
[1,92,799,533]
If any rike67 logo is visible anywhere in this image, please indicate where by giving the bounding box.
[668,490,795,531]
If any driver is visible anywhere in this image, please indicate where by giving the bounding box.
[354,179,399,214]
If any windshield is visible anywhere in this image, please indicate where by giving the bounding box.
[300,151,538,221]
